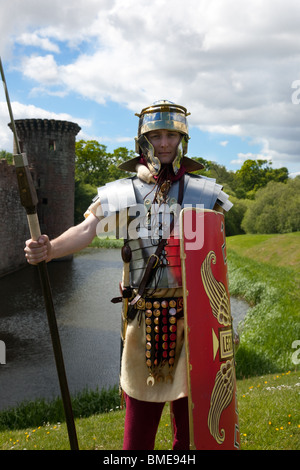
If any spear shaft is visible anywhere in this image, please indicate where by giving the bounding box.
[0,58,79,450]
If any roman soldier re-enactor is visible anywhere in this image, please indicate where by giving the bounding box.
[25,100,233,450]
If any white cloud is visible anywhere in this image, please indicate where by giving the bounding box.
[22,54,60,85]
[0,100,91,152]
[16,33,60,53]
[1,0,300,172]
[231,152,272,166]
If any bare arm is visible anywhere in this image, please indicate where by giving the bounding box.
[24,213,99,265]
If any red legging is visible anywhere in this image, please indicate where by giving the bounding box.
[123,393,189,450]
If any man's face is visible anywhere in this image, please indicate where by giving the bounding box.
[146,129,181,165]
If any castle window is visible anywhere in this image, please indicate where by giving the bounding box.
[49,140,56,151]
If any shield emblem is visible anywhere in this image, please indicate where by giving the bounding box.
[180,207,240,450]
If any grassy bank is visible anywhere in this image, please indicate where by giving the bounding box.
[0,232,299,450]
[227,232,300,378]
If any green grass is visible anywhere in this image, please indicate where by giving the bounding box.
[89,236,123,249]
[237,370,299,450]
[227,232,300,269]
[227,233,300,378]
[0,232,299,450]
[0,386,120,432]
[0,371,298,450]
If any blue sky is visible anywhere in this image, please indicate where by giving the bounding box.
[1,0,300,177]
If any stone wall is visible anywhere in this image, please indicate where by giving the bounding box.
[0,159,30,276]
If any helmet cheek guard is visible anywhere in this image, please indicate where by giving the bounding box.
[173,134,188,175]
[135,134,161,175]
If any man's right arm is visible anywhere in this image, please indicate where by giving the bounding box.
[24,213,99,265]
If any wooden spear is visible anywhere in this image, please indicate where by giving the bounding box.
[0,58,79,450]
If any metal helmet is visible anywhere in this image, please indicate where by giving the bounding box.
[135,100,190,175]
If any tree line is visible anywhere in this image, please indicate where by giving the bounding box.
[2,143,299,236]
[74,140,300,236]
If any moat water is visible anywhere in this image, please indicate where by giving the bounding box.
[0,248,250,411]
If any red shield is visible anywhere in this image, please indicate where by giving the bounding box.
[180,208,240,450]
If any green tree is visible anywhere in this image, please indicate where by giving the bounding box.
[0,150,13,164]
[192,158,236,194]
[106,147,135,182]
[74,180,98,225]
[225,197,250,236]
[234,159,288,199]
[75,140,109,187]
[241,177,300,234]
[74,141,135,223]
[75,140,134,187]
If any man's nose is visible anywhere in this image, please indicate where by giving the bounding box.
[159,135,168,147]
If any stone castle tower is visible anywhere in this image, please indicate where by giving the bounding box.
[0,118,80,276]
[12,119,81,240]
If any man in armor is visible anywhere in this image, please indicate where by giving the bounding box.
[24,100,232,450]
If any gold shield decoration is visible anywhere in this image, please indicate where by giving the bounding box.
[180,207,240,450]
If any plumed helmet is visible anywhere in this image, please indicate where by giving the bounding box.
[135,100,190,175]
